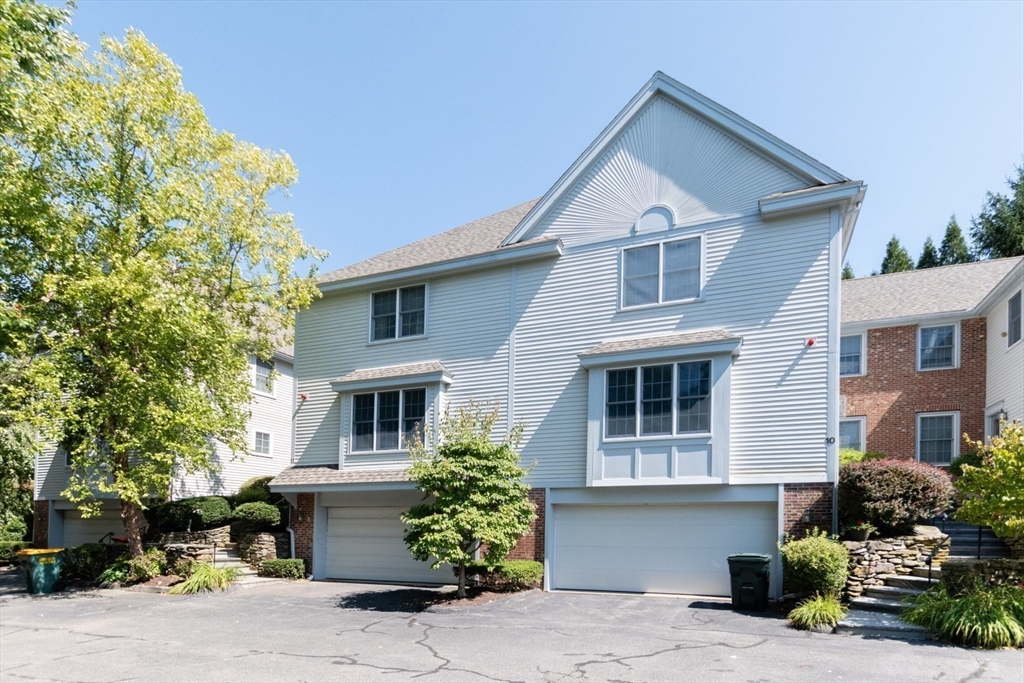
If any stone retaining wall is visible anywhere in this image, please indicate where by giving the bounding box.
[164,543,218,570]
[237,532,290,567]
[941,557,1024,595]
[155,524,231,546]
[1005,537,1024,559]
[844,526,949,597]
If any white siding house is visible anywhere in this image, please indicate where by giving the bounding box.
[33,350,296,548]
[980,259,1024,435]
[273,73,866,597]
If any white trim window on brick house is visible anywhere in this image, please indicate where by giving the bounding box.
[839,334,864,376]
[916,411,958,466]
[839,417,865,452]
[352,388,427,452]
[254,358,275,396]
[370,285,427,342]
[620,235,703,309]
[254,431,272,456]
[918,323,957,371]
[1009,290,1022,347]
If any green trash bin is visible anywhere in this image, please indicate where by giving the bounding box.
[727,553,771,612]
[17,548,65,595]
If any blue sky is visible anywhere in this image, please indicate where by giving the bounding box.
[65,1,1023,277]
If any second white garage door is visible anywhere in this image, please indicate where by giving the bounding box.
[551,502,777,596]
[325,506,452,585]
[62,509,125,548]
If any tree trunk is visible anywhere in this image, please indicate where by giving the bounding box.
[120,498,144,558]
[457,562,467,599]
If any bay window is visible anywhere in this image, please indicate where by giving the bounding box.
[605,361,711,439]
[352,388,427,452]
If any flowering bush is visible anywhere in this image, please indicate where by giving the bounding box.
[838,458,954,536]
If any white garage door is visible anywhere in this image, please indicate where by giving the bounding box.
[552,502,777,596]
[62,509,125,548]
[325,507,452,585]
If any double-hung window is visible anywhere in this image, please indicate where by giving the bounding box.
[1008,291,1022,347]
[839,418,864,452]
[622,236,701,308]
[371,285,426,342]
[918,324,956,370]
[839,335,863,376]
[254,358,274,394]
[254,431,272,456]
[352,388,427,452]
[917,412,957,466]
[605,361,711,439]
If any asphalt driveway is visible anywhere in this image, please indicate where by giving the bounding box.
[1,567,1021,682]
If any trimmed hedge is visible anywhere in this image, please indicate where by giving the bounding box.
[780,529,848,598]
[147,496,232,532]
[0,541,31,564]
[463,559,543,591]
[258,558,305,579]
[839,458,955,536]
[232,502,280,531]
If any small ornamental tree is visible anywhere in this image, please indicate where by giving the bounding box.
[402,403,535,598]
[956,421,1024,539]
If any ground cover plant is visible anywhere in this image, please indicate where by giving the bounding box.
[903,583,1024,649]
[464,560,543,591]
[838,458,954,535]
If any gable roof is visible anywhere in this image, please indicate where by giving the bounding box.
[842,257,1024,326]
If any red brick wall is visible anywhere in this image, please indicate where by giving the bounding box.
[32,500,49,548]
[783,483,834,537]
[506,488,546,562]
[291,493,315,573]
[840,318,986,460]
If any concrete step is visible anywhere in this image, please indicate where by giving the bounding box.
[910,567,943,580]
[835,609,931,639]
[848,596,905,614]
[864,584,922,600]
[882,573,941,590]
[232,575,282,589]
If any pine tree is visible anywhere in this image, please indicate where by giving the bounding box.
[880,236,915,274]
[917,237,941,269]
[842,262,854,280]
[940,215,976,265]
[971,166,1024,259]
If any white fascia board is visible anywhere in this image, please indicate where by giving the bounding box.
[843,311,973,331]
[972,259,1024,316]
[578,338,742,368]
[330,370,452,393]
[501,71,848,247]
[318,238,562,294]
[759,181,866,221]
[272,349,294,363]
[269,481,417,493]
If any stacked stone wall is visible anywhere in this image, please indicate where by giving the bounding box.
[844,526,948,597]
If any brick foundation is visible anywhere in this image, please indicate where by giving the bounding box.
[840,318,987,460]
[506,488,546,562]
[32,500,48,548]
[783,483,834,538]
[291,493,315,574]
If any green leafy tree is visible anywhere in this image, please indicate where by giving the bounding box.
[0,29,325,557]
[971,166,1024,259]
[402,403,536,598]
[917,237,941,269]
[880,236,914,274]
[939,215,975,265]
[841,262,854,280]
[956,422,1024,539]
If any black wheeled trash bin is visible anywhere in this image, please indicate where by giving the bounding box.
[17,548,64,594]
[727,553,771,611]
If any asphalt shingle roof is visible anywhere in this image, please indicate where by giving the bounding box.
[842,257,1023,325]
[331,361,449,386]
[270,465,411,488]
[319,199,541,285]
[580,329,740,357]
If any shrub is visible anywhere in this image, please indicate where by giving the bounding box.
[838,458,955,536]
[97,556,130,584]
[168,561,239,594]
[0,515,28,542]
[956,422,1024,539]
[462,559,543,591]
[788,594,847,630]
[232,502,280,531]
[62,543,120,580]
[127,547,166,583]
[0,541,31,563]
[949,449,983,478]
[839,449,886,466]
[903,583,1024,649]
[780,529,848,598]
[238,475,274,499]
[147,496,232,532]
[258,558,305,579]
[233,487,270,505]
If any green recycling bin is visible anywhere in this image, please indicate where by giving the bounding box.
[727,553,771,612]
[17,548,65,594]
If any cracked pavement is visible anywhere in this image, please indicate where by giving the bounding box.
[1,568,1021,682]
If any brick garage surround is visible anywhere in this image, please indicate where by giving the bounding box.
[32,500,48,548]
[506,488,545,562]
[291,493,315,573]
[840,318,987,460]
[783,483,834,537]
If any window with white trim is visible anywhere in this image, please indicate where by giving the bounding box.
[622,236,701,308]
[839,335,863,376]
[1008,291,1022,347]
[254,358,274,394]
[605,361,711,439]
[254,431,272,456]
[839,418,864,452]
[917,412,958,466]
[918,325,955,370]
[352,388,427,452]
[371,285,426,341]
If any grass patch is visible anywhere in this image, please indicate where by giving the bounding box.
[788,594,847,630]
[903,584,1024,649]
[168,561,240,595]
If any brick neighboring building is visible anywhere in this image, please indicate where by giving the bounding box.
[840,257,1024,465]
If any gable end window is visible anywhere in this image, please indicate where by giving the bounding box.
[352,388,427,452]
[622,236,701,308]
[917,412,958,466]
[1009,291,1022,347]
[839,335,863,376]
[605,360,711,439]
[371,285,426,342]
[254,358,274,394]
[918,324,956,370]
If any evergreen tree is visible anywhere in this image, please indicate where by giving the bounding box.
[917,237,941,269]
[880,236,915,274]
[971,166,1024,259]
[842,262,854,280]
[939,215,975,265]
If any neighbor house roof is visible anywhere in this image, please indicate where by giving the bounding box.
[842,257,1024,326]
[270,465,411,489]
[319,199,540,286]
